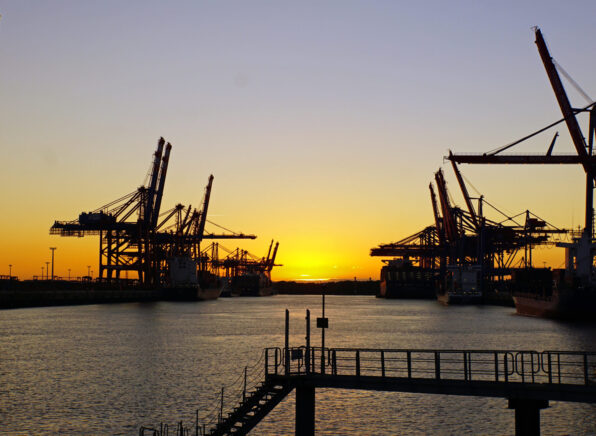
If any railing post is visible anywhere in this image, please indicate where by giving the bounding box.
[332,350,337,375]
[265,350,269,376]
[504,354,509,383]
[435,352,441,380]
[381,351,385,378]
[494,352,499,382]
[521,353,525,383]
[547,352,552,384]
[356,350,360,377]
[531,353,535,383]
[584,353,589,385]
[195,409,198,436]
[464,352,468,381]
[407,351,412,379]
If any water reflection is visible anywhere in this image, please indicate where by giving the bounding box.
[1,296,595,434]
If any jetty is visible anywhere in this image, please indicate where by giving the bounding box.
[141,309,596,436]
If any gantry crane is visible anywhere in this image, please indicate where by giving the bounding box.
[448,27,596,283]
[51,138,256,287]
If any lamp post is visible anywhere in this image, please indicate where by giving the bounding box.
[49,247,57,280]
[45,262,50,280]
[41,266,44,280]
[8,264,12,278]
[68,268,71,280]
[87,265,91,278]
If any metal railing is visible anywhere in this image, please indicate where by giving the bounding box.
[266,347,596,386]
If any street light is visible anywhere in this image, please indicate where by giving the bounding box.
[41,266,44,280]
[68,268,71,280]
[45,262,50,280]
[8,264,12,278]
[87,265,91,278]
[49,247,57,280]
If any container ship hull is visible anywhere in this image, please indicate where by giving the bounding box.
[377,261,436,299]
[378,280,435,299]
[0,279,221,309]
[437,292,482,306]
[513,289,596,320]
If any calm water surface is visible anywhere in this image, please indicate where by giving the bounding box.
[1,295,596,434]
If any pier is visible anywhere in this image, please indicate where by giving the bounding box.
[147,310,596,436]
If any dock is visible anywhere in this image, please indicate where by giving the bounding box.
[142,310,596,436]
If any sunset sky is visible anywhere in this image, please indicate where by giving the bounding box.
[1,1,595,281]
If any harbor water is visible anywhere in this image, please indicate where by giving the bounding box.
[1,295,596,434]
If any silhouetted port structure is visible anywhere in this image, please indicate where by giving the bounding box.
[371,157,567,299]
[449,28,596,292]
[142,311,596,436]
[50,138,257,286]
[370,28,591,301]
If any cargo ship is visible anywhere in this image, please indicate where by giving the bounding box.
[221,241,280,297]
[377,259,435,299]
[231,272,275,297]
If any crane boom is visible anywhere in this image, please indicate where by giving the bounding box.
[429,183,443,245]
[151,142,172,229]
[146,138,165,226]
[434,169,458,243]
[197,175,214,243]
[534,27,591,173]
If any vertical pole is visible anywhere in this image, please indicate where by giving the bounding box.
[407,351,412,378]
[505,354,509,383]
[381,351,385,378]
[285,309,290,375]
[435,352,441,380]
[332,350,337,375]
[584,353,589,385]
[306,309,311,374]
[195,409,198,436]
[495,352,499,382]
[295,385,315,436]
[321,292,325,375]
[356,350,360,376]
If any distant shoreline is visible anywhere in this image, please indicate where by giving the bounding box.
[274,280,378,295]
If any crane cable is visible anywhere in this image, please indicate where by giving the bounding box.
[553,59,594,105]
